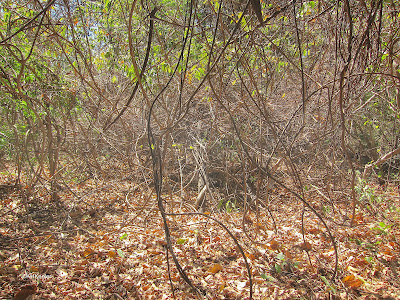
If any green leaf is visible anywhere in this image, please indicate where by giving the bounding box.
[261,273,276,281]
[117,249,125,258]
[320,275,337,293]
[365,256,374,263]
[274,263,282,273]
[176,238,188,245]
[120,233,128,240]
[276,252,285,261]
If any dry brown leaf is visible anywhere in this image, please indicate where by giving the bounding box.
[29,266,39,272]
[299,241,312,252]
[82,248,93,257]
[208,263,223,274]
[308,228,321,235]
[148,250,163,255]
[342,274,363,289]
[156,239,167,247]
[269,240,280,250]
[342,274,355,283]
[14,285,37,300]
[354,258,369,267]
[246,253,256,261]
[108,250,117,258]
[218,282,226,291]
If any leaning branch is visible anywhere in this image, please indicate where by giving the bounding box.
[363,147,400,179]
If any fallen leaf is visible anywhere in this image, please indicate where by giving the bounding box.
[342,274,363,289]
[269,240,280,250]
[157,239,167,247]
[176,238,188,245]
[14,285,37,300]
[82,248,93,257]
[308,228,321,234]
[246,253,256,261]
[29,265,39,272]
[117,249,124,258]
[108,250,117,258]
[299,241,312,251]
[342,274,355,283]
[208,263,223,274]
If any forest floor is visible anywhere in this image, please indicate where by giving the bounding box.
[1,169,400,299]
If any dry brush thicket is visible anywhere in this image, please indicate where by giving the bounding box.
[1,0,400,298]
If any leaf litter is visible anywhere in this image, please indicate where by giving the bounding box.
[0,172,399,299]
